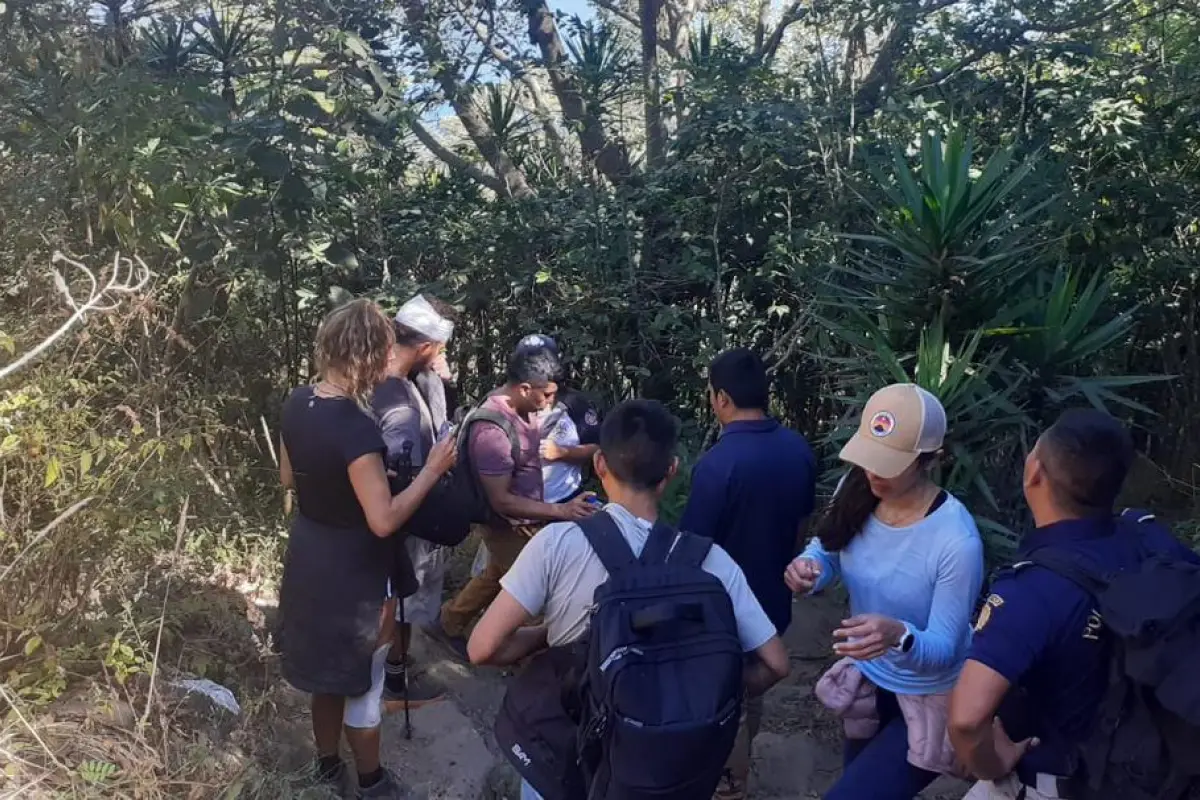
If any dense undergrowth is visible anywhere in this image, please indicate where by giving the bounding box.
[3,0,1200,795]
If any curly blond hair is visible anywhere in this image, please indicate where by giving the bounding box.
[313,299,394,400]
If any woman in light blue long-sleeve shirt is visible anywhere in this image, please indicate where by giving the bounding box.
[786,384,984,800]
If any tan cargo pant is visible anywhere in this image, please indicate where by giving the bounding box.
[440,523,537,637]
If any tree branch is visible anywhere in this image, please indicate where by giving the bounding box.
[755,0,809,64]
[401,0,535,199]
[451,0,569,160]
[410,118,509,195]
[522,0,633,184]
[907,0,1144,95]
[0,252,150,384]
[592,0,680,58]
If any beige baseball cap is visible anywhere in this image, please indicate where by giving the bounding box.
[839,383,946,479]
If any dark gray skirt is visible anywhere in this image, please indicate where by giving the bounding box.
[278,514,418,696]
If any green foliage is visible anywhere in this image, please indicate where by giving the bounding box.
[77,760,119,787]
[824,131,1167,553]
[2,0,1200,789]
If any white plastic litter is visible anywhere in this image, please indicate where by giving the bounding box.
[173,678,241,715]
[470,542,489,577]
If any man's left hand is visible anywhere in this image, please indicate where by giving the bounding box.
[832,614,907,660]
[990,718,1038,777]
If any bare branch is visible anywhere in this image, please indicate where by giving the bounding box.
[756,0,809,64]
[140,496,189,731]
[401,0,535,199]
[0,496,94,585]
[591,0,680,57]
[0,252,150,384]
[410,118,510,195]
[450,0,569,158]
[522,0,633,184]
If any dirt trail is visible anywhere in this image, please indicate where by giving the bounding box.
[336,591,971,800]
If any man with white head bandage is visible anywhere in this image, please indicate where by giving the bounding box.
[371,293,458,709]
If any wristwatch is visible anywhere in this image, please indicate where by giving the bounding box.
[895,625,915,654]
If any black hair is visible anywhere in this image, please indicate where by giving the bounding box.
[709,348,770,411]
[1038,408,1134,516]
[394,321,431,347]
[814,453,938,552]
[598,399,679,491]
[506,345,562,386]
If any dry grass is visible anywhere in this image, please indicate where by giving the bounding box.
[0,505,312,800]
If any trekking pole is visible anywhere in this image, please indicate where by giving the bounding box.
[399,598,413,740]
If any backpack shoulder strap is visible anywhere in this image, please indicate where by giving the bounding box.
[638,520,679,565]
[460,408,521,466]
[666,530,714,569]
[578,511,638,574]
[1027,547,1111,597]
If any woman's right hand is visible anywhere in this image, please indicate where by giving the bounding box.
[424,435,458,477]
[785,557,821,594]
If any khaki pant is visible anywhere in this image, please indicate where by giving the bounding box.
[963,775,1057,800]
[440,524,536,637]
[721,694,764,791]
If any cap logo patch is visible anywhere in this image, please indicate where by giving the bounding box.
[870,411,896,438]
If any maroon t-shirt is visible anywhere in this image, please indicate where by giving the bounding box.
[469,393,543,521]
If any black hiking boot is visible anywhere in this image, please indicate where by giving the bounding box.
[355,769,405,799]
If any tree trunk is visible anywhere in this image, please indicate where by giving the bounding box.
[401,0,535,199]
[642,0,665,168]
[523,0,632,184]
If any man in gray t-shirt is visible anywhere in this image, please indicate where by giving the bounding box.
[371,294,456,708]
[465,400,792,800]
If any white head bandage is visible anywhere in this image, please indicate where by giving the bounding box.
[394,295,453,343]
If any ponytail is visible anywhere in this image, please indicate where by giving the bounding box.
[814,466,878,552]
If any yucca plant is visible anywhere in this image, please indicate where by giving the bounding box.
[192,6,260,110]
[564,19,635,111]
[818,309,1026,550]
[480,84,535,153]
[839,129,1055,344]
[823,129,1167,559]
[1007,266,1171,422]
[142,17,198,74]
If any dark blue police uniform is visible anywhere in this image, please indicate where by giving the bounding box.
[967,515,1200,791]
[559,388,602,446]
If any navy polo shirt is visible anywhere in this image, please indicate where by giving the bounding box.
[968,515,1200,778]
[679,418,817,635]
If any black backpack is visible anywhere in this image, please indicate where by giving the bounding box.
[1026,509,1200,800]
[494,642,591,800]
[576,511,744,800]
[387,406,519,546]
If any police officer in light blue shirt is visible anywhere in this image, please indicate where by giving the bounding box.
[948,409,1199,800]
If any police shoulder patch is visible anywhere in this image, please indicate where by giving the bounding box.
[973,593,1005,633]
